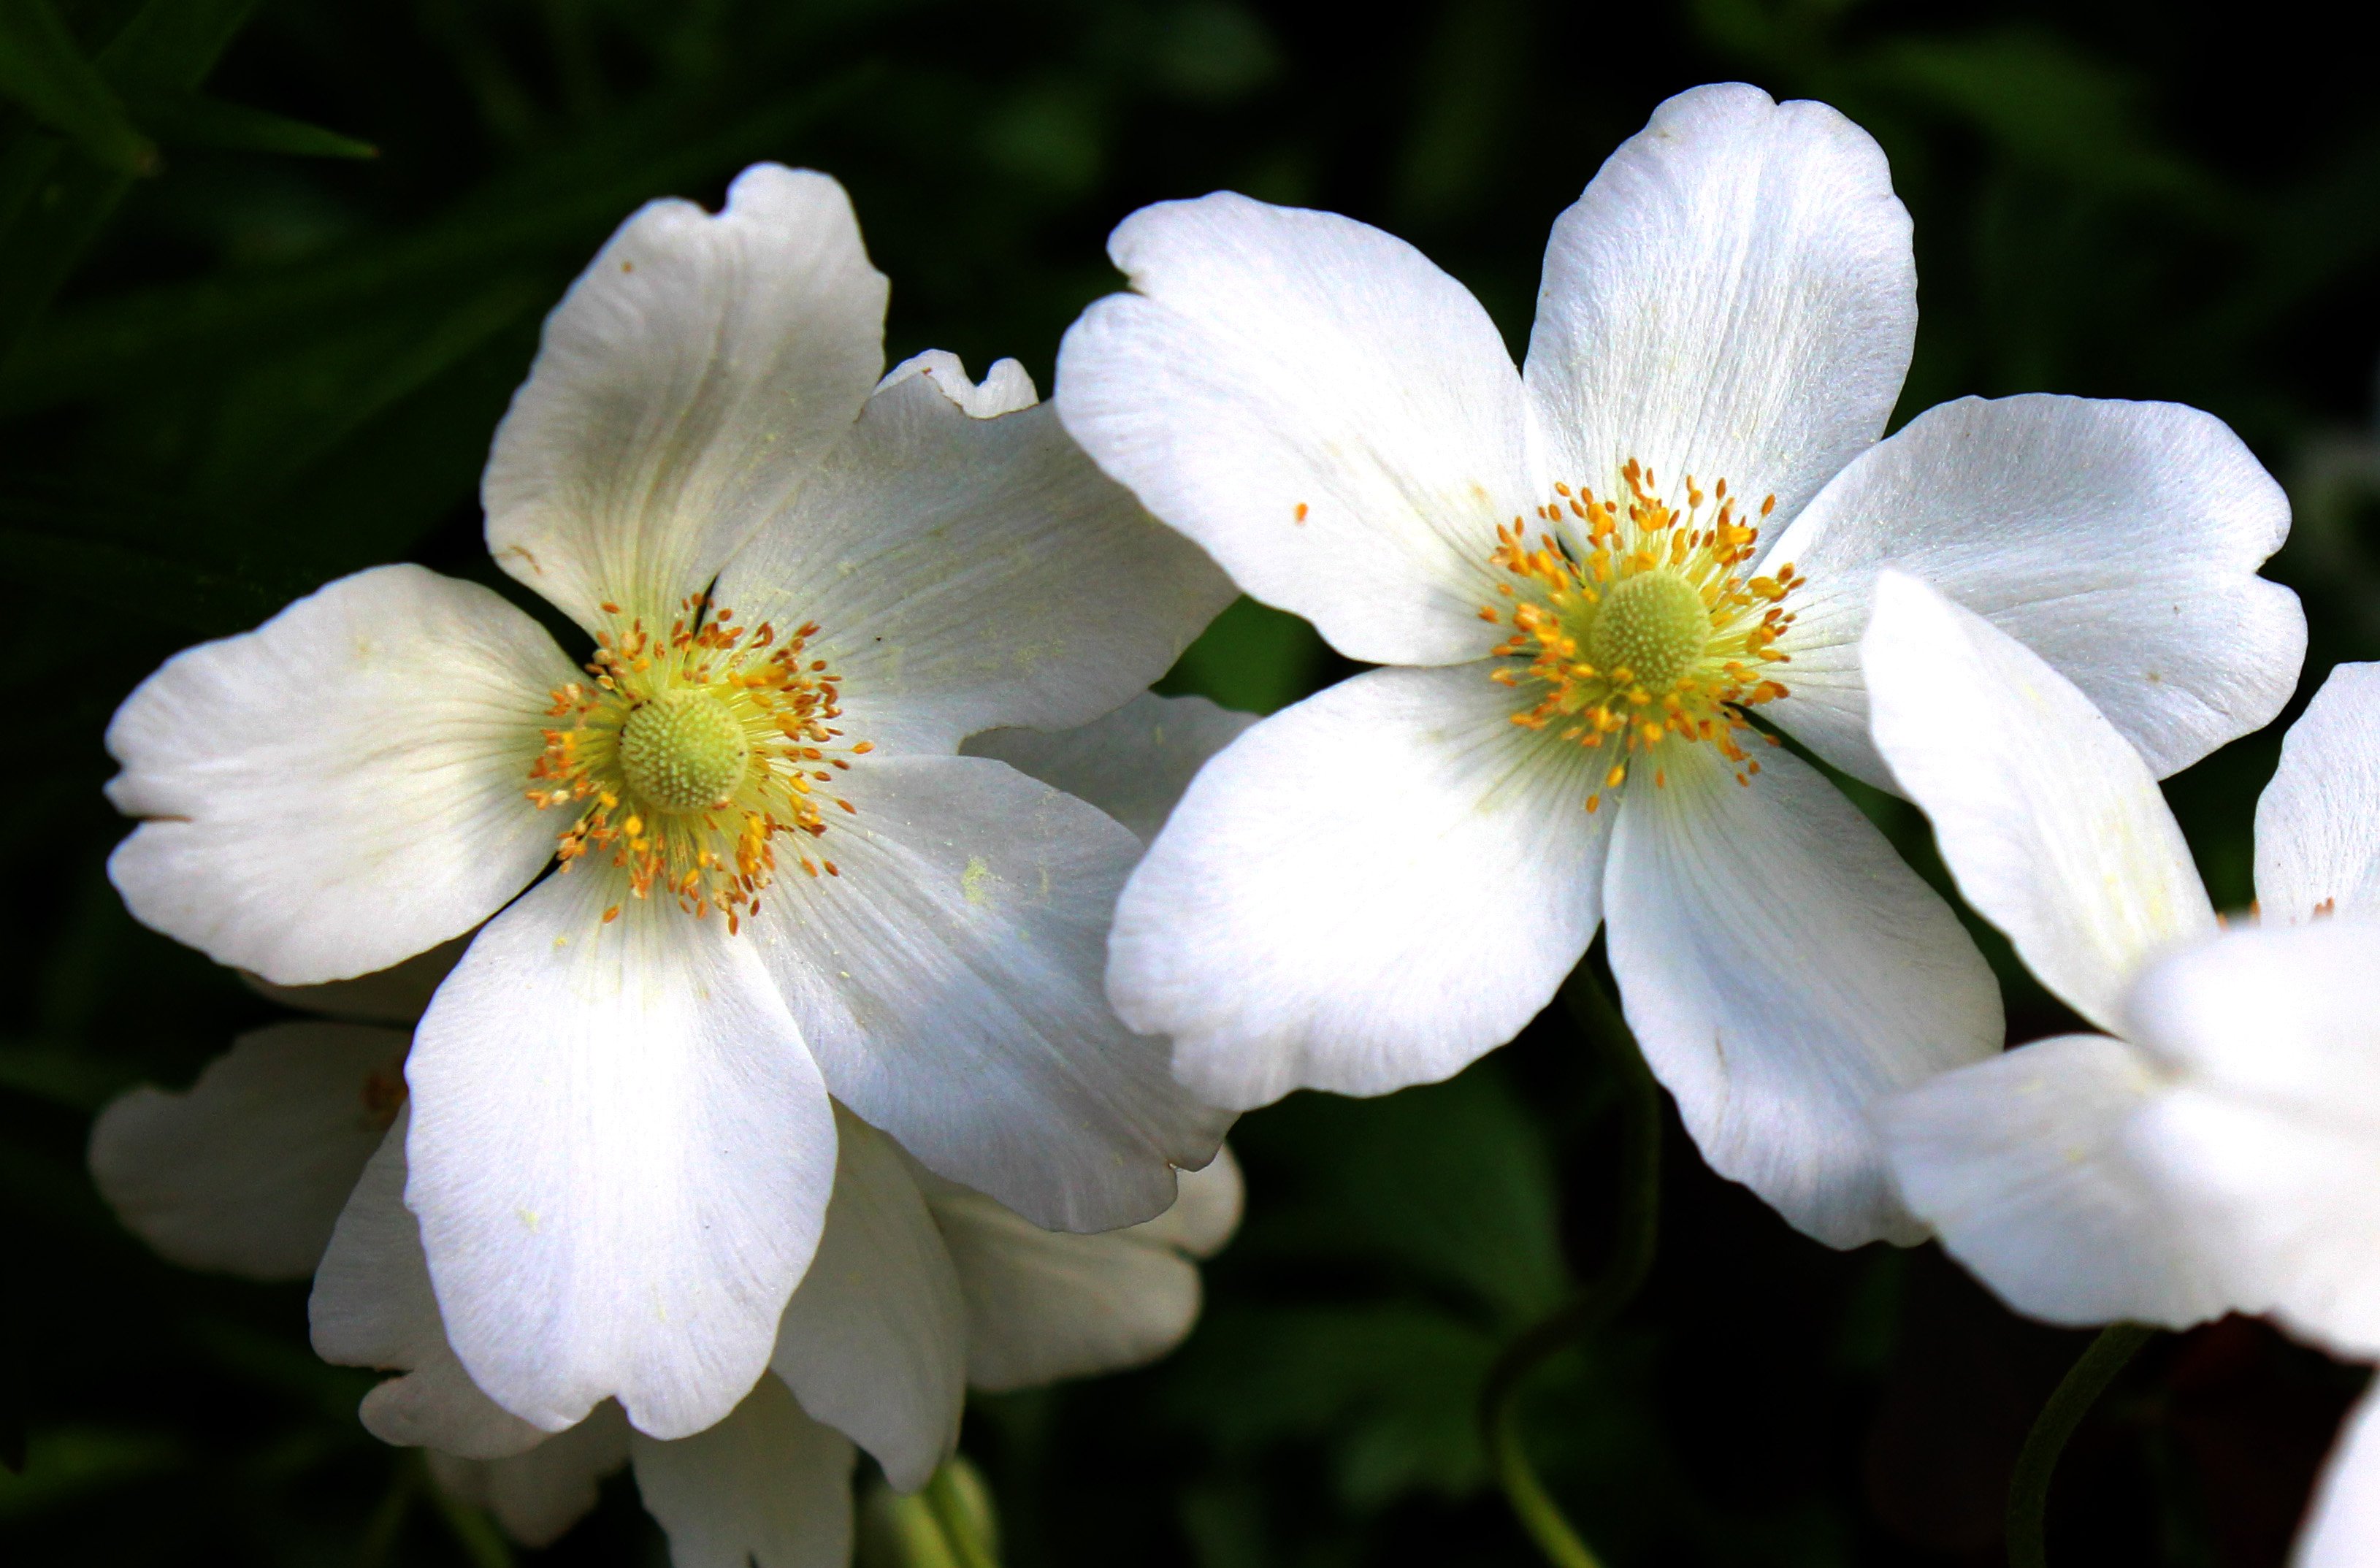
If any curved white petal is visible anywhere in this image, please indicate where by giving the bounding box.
[926,1177,1209,1393]
[630,1374,856,1568]
[405,872,838,1439]
[1109,663,1611,1112]
[752,754,1226,1233]
[1605,738,2001,1248]
[1056,191,1534,667]
[426,1404,630,1550]
[1772,395,2301,787]
[1523,83,1913,527]
[1881,1033,2232,1328]
[89,1022,407,1281]
[247,937,466,1025]
[770,1112,964,1493]
[105,565,570,985]
[880,348,1038,418]
[310,1112,551,1460]
[1863,571,2214,1032]
[2295,1388,2380,1568]
[1124,1143,1243,1260]
[2257,663,2380,924]
[2123,922,2380,1361]
[713,358,1231,757]
[485,164,888,631]
[963,692,1258,844]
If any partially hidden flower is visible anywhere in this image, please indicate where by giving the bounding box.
[1867,571,2380,1568]
[101,165,1234,1437]
[89,696,1250,1561]
[1054,81,2301,1246]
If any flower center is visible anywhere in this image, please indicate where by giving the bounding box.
[527,600,870,932]
[619,692,751,813]
[1480,458,1802,811]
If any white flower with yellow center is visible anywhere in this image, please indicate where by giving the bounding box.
[101,167,1234,1440]
[1055,82,2303,1247]
[1866,575,2380,1568]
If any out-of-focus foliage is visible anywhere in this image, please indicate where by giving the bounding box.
[4,1,2378,1564]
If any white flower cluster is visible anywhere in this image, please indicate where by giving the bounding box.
[91,81,2380,1565]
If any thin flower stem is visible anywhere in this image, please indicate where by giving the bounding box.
[2006,1322,2157,1568]
[921,1461,1001,1568]
[1480,963,1662,1568]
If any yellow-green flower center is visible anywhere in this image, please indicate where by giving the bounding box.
[1583,570,1710,692]
[619,691,751,813]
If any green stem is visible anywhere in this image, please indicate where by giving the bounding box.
[921,1461,1000,1568]
[1480,963,1662,1568]
[2006,1322,2156,1568]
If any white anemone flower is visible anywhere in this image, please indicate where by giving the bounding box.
[101,164,1234,1439]
[89,695,1250,1562]
[1054,81,2301,1246]
[1868,573,2380,1568]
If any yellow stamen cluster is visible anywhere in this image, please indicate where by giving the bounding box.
[527,597,869,933]
[1480,458,1804,811]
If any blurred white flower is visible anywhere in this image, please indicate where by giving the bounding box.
[1055,80,2301,1247]
[1867,571,2380,1568]
[98,165,1235,1439]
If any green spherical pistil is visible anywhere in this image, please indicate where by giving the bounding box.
[1586,572,1711,691]
[619,692,751,813]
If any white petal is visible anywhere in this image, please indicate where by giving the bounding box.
[310,1111,551,1460]
[1770,395,2301,787]
[630,1374,856,1568]
[752,754,1226,1232]
[712,360,1232,757]
[1523,83,1913,525]
[1862,571,2215,1032]
[88,1022,407,1281]
[880,348,1039,418]
[484,164,888,631]
[1109,663,1611,1111]
[2295,1388,2380,1568]
[1055,191,1534,666]
[105,565,571,985]
[405,873,838,1439]
[426,1404,630,1550]
[2256,663,2380,923]
[245,937,466,1024]
[962,692,1259,843]
[1123,1143,1244,1260]
[926,1179,1206,1392]
[2122,922,2380,1361]
[770,1111,964,1492]
[1604,739,2001,1248]
[1880,1033,2232,1328]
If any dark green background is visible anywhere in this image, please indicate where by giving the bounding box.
[7,1,2379,1563]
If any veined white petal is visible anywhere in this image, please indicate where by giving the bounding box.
[1056,191,1534,667]
[2295,1388,2380,1568]
[246,937,466,1025]
[1604,740,2000,1248]
[405,873,838,1439]
[485,164,887,632]
[753,754,1227,1233]
[89,1022,408,1281]
[105,565,570,985]
[879,348,1038,418]
[963,692,1259,844]
[1881,1033,2232,1328]
[1109,664,1611,1112]
[629,1374,856,1568]
[714,362,1231,757]
[1864,571,2214,1033]
[426,1404,630,1550]
[2256,663,2380,923]
[311,1111,551,1461]
[1523,83,1913,529]
[770,1111,964,1493]
[925,1158,1228,1392]
[2123,922,2380,1361]
[1772,395,2300,788]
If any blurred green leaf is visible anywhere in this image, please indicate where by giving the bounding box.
[131,89,374,159]
[0,0,157,173]
[1160,596,1325,716]
[0,1427,183,1518]
[0,1041,135,1111]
